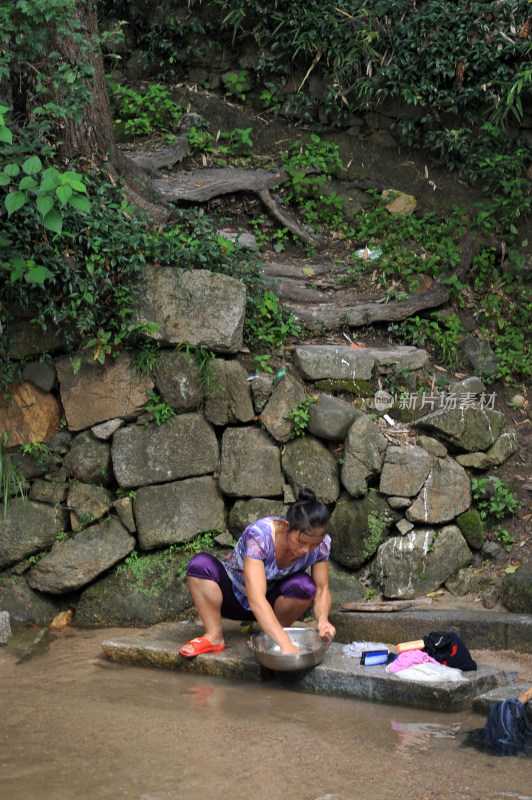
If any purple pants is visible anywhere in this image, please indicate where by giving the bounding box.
[186,552,316,621]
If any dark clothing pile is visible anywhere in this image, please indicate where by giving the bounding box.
[422,631,477,671]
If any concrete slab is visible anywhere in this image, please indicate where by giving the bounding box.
[101,621,509,712]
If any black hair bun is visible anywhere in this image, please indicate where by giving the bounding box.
[298,487,316,503]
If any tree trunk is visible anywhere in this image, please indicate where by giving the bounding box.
[50,1,116,165]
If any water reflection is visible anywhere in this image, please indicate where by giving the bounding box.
[391,720,461,757]
[185,685,215,706]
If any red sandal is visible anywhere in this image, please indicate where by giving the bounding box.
[179,637,226,658]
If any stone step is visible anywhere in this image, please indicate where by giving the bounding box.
[101,620,510,713]
[330,607,532,654]
[473,684,532,721]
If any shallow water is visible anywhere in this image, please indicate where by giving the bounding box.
[1,627,531,800]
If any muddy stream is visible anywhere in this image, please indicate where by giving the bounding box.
[1,627,531,800]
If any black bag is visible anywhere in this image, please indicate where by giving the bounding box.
[423,630,477,671]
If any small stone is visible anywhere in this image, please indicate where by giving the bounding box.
[0,611,12,645]
[508,394,525,408]
[396,519,414,536]
[456,452,493,470]
[214,531,234,547]
[482,541,501,560]
[92,418,124,439]
[387,496,411,509]
[482,587,499,609]
[417,435,447,457]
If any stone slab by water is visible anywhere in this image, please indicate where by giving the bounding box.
[330,608,532,654]
[472,684,532,721]
[101,621,508,712]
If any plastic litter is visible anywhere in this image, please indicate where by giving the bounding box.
[355,246,382,260]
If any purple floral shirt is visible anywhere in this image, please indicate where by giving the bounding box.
[222,516,331,611]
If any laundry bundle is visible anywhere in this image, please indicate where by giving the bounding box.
[422,631,477,671]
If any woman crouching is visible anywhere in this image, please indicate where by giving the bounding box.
[179,487,335,657]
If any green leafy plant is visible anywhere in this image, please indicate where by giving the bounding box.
[284,396,318,437]
[129,341,162,377]
[260,81,284,115]
[217,127,254,157]
[0,433,26,522]
[187,125,215,156]
[253,354,273,374]
[19,442,53,470]
[471,476,520,521]
[245,289,300,351]
[143,390,177,426]
[178,344,217,395]
[108,82,182,137]
[224,70,251,101]
[397,313,465,371]
[385,365,411,396]
[278,134,347,229]
[493,526,516,552]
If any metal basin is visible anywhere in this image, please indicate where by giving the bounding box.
[247,627,329,672]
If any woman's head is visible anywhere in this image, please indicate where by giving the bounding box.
[285,487,330,537]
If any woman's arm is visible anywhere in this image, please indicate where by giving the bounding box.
[311,561,336,642]
[244,555,300,654]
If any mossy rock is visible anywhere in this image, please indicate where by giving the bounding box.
[499,561,532,614]
[456,509,484,550]
[74,547,195,626]
[315,379,373,397]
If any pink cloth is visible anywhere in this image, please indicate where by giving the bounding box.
[387,649,440,673]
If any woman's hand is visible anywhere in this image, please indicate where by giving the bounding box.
[317,619,335,644]
[280,640,301,655]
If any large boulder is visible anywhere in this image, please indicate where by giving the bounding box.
[203,359,254,426]
[372,525,473,598]
[260,372,306,443]
[218,427,283,498]
[405,457,471,524]
[155,350,203,411]
[342,415,388,496]
[292,344,428,382]
[414,406,508,452]
[0,381,61,447]
[111,414,219,488]
[134,267,246,353]
[228,498,289,538]
[66,481,114,531]
[56,352,153,431]
[74,550,192,627]
[292,345,375,381]
[0,499,69,570]
[25,517,135,594]
[134,476,226,549]
[379,446,432,497]
[329,491,398,569]
[306,394,363,442]
[63,430,114,487]
[282,435,340,504]
[0,572,60,624]
[327,560,367,605]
